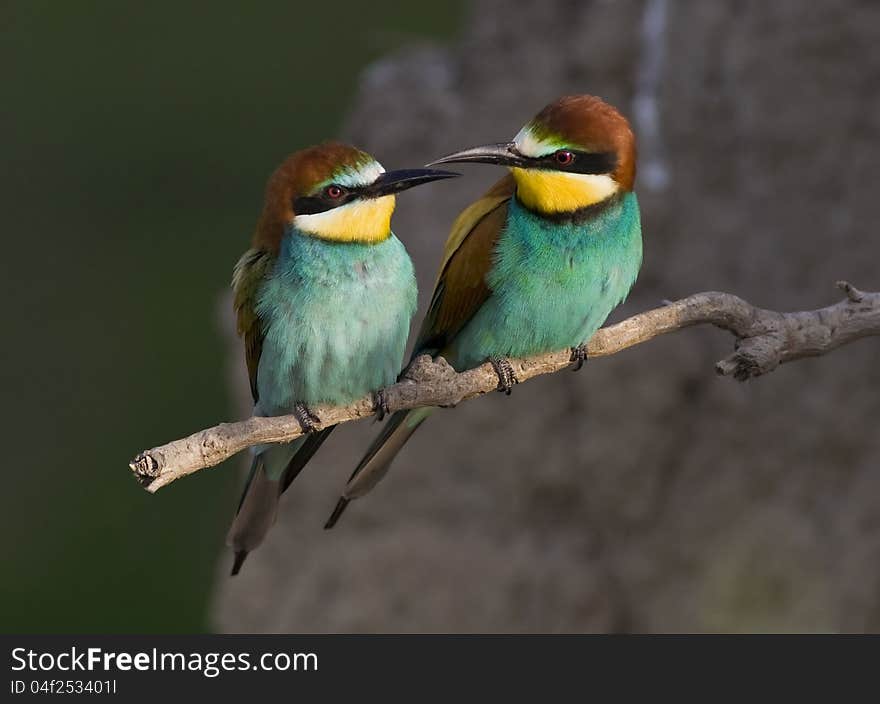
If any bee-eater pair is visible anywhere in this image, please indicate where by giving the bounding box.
[228,95,642,575]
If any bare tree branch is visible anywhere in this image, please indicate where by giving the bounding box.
[130,282,880,493]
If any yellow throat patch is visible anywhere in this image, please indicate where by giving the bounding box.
[510,168,618,214]
[293,195,396,243]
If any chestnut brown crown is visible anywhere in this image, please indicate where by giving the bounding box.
[522,95,636,191]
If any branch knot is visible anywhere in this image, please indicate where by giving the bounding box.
[130,452,160,479]
[401,354,457,384]
[837,280,865,303]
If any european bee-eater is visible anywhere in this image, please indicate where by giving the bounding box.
[325,95,642,527]
[227,142,456,573]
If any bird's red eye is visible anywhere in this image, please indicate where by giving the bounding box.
[554,150,575,166]
[326,184,344,199]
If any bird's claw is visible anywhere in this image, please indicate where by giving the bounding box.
[489,356,518,395]
[570,344,589,372]
[372,388,390,421]
[294,402,321,433]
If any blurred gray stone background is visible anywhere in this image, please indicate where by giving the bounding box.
[215,0,880,632]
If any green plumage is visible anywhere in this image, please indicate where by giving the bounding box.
[446,193,641,370]
[255,232,416,415]
[229,228,416,569]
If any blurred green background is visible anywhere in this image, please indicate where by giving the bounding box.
[1,1,460,633]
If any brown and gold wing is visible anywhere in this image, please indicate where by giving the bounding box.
[415,175,514,354]
[232,248,274,402]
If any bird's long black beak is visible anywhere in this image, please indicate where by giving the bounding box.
[367,168,459,197]
[426,142,528,168]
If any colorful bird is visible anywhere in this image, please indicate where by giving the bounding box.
[227,142,457,573]
[325,95,642,528]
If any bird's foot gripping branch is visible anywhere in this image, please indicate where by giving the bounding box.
[130,282,880,493]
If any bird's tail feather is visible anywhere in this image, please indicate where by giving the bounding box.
[281,426,335,493]
[227,429,334,575]
[226,452,281,575]
[324,407,432,529]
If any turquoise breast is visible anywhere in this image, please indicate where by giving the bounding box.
[254,230,417,415]
[447,192,642,371]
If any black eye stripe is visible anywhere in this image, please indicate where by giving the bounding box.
[293,190,359,215]
[540,150,618,175]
